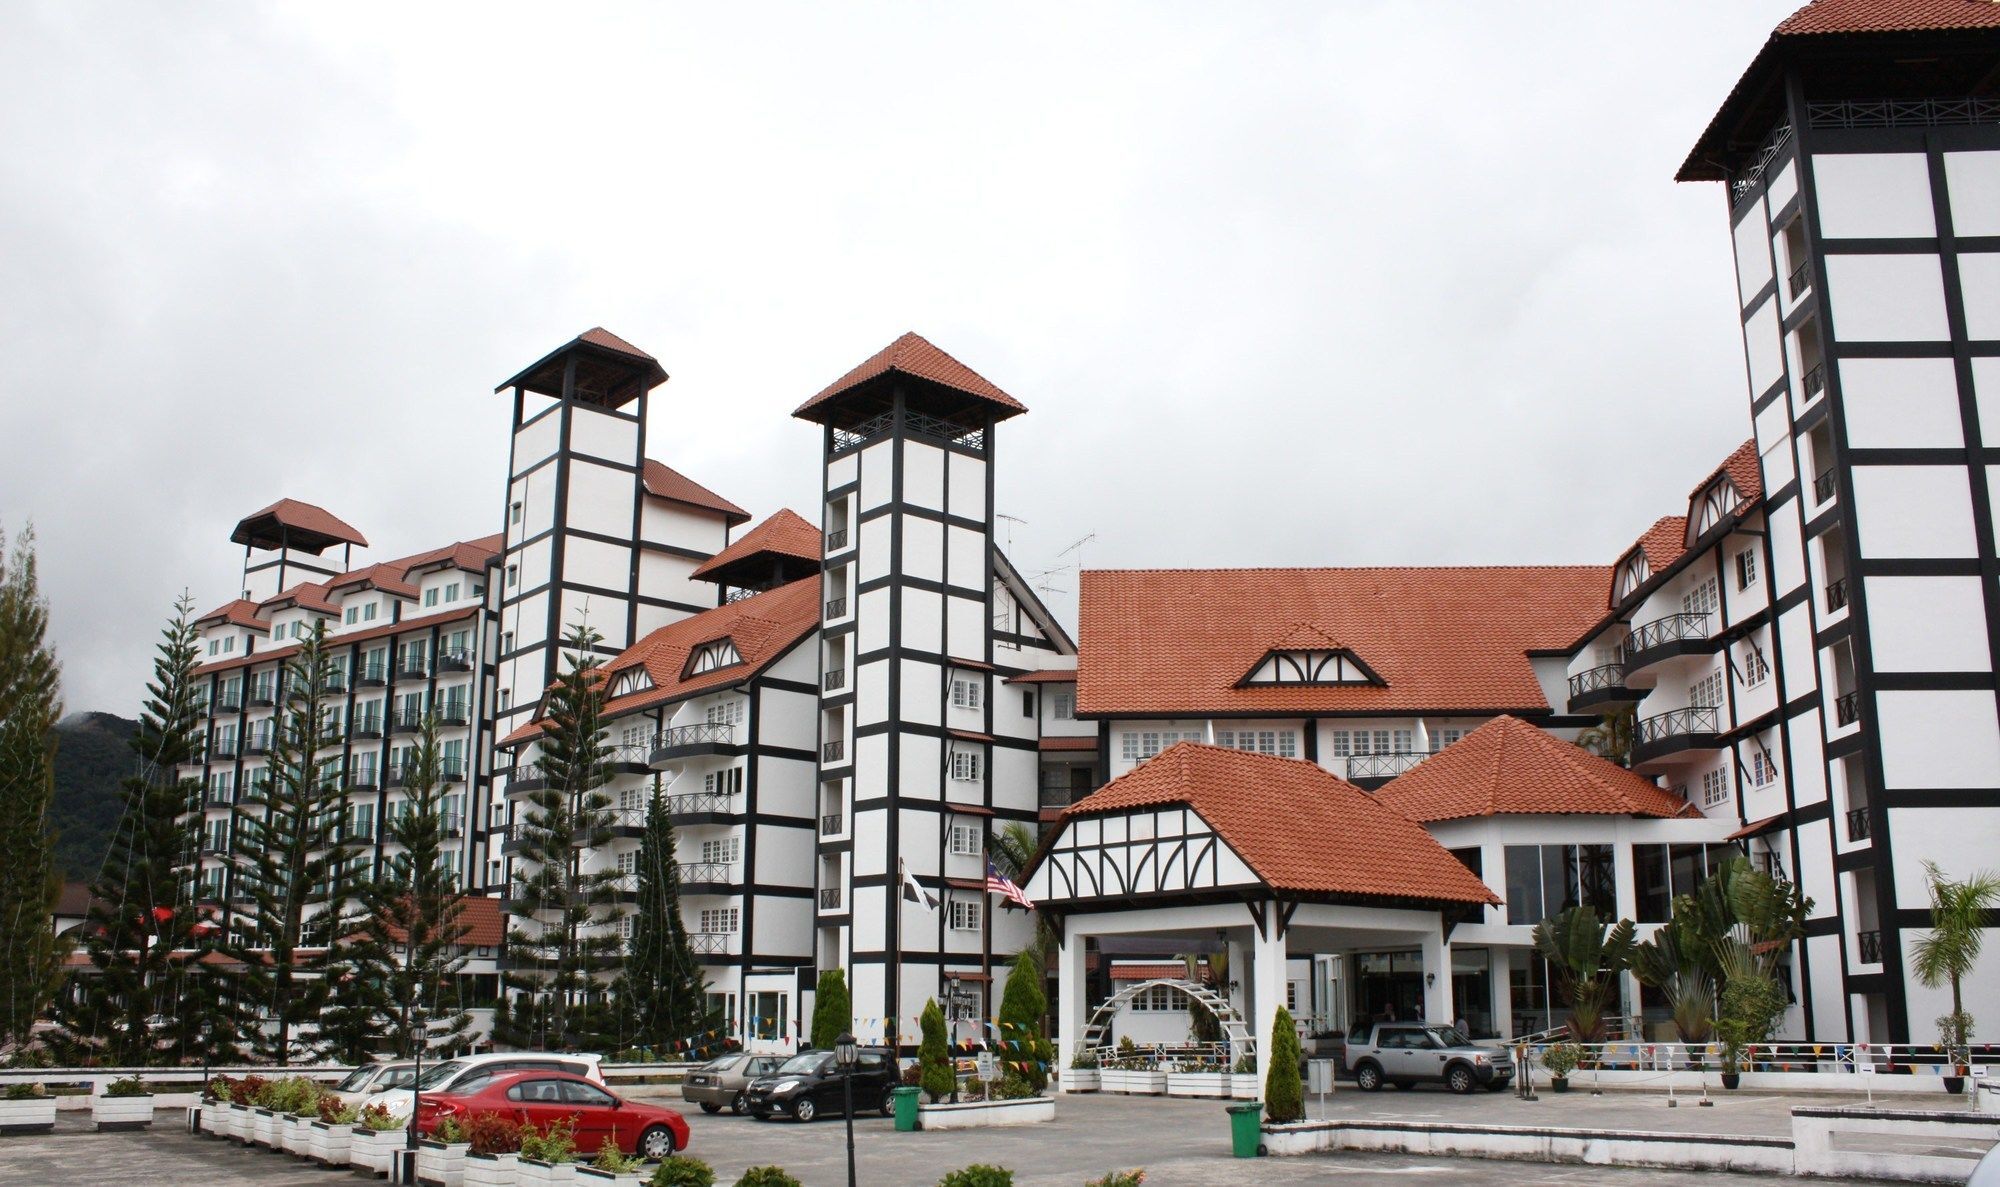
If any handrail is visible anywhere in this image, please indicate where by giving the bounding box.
[1566,663,1628,698]
[678,861,736,884]
[1634,706,1720,746]
[1505,1037,2000,1074]
[1626,612,1712,655]
[650,721,737,753]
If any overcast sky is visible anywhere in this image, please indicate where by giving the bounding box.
[1,1,1795,714]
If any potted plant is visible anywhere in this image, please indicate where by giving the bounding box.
[462,1110,524,1187]
[0,1084,56,1135]
[351,1102,408,1176]
[252,1090,284,1149]
[517,1117,579,1185]
[1228,1053,1261,1100]
[647,1156,717,1187]
[1165,1058,1229,1098]
[1064,1050,1100,1093]
[92,1075,156,1131]
[1539,1042,1582,1093]
[225,1075,267,1142]
[575,1137,648,1187]
[726,1171,802,1187]
[312,1097,359,1166]
[418,1115,471,1186]
[283,1090,322,1158]
[1912,861,1999,1096]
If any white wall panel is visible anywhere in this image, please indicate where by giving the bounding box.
[902,517,943,582]
[898,735,942,799]
[1768,161,1799,216]
[1837,357,1964,448]
[1876,689,2000,788]
[899,659,942,728]
[948,452,986,521]
[1960,253,2000,339]
[1864,575,1990,672]
[512,413,560,474]
[1760,440,1795,498]
[1810,153,1936,239]
[1945,150,2000,237]
[1771,504,1807,595]
[1744,298,1785,395]
[563,535,629,591]
[569,406,638,464]
[1850,465,1977,558]
[566,461,637,538]
[901,588,942,654]
[1734,206,1773,306]
[903,442,945,511]
[859,440,894,512]
[1825,253,1949,341]
[858,517,892,583]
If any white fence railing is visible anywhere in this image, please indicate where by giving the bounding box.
[1511,1039,2000,1078]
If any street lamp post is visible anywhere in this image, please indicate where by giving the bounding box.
[835,1032,858,1187]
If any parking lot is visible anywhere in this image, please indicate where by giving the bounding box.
[0,1094,1870,1187]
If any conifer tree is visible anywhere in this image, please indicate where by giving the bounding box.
[615,782,711,1053]
[347,714,474,1059]
[1264,1006,1304,1122]
[997,946,1050,1091]
[498,620,623,1051]
[222,619,362,1063]
[47,595,210,1065]
[810,968,851,1051]
[918,998,954,1100]
[0,526,68,1054]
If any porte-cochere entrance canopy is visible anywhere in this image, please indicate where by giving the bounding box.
[1024,742,1497,1086]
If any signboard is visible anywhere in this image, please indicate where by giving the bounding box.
[976,1051,998,1083]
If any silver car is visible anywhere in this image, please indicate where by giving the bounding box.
[681,1053,787,1114]
[330,1061,417,1108]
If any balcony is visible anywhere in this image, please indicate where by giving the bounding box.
[245,732,273,757]
[826,528,849,552]
[1825,577,1849,613]
[822,739,847,764]
[647,721,741,766]
[605,743,654,773]
[248,687,275,708]
[201,838,227,856]
[678,862,737,893]
[1789,259,1812,298]
[351,716,383,739]
[689,932,739,957]
[819,887,843,911]
[356,663,386,688]
[1566,663,1639,714]
[823,668,847,692]
[1344,752,1430,788]
[211,738,239,760]
[666,791,738,825]
[442,813,463,838]
[1630,706,1723,766]
[216,695,243,714]
[1858,929,1884,965]
[392,713,425,735]
[1846,807,1871,842]
[437,648,474,674]
[348,770,380,792]
[1802,362,1826,401]
[825,596,847,620]
[204,789,233,808]
[395,656,429,681]
[1814,468,1837,506]
[386,763,419,789]
[1835,690,1861,727]
[820,811,844,835]
[322,673,348,695]
[438,701,471,726]
[1623,612,1717,675]
[440,758,467,784]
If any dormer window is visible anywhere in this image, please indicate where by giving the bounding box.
[1239,648,1382,687]
[609,668,653,698]
[1692,479,1739,538]
[1613,552,1650,603]
[685,638,742,677]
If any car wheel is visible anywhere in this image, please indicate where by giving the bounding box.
[699,1102,722,1114]
[878,1091,895,1118]
[1354,1062,1383,1092]
[792,1097,818,1123]
[731,1091,748,1114]
[637,1125,676,1160]
[1446,1065,1475,1095]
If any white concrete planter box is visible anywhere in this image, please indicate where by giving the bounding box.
[1061,1069,1099,1092]
[1166,1072,1230,1098]
[418,1139,469,1187]
[351,1126,405,1176]
[227,1102,254,1141]
[917,1096,1055,1129]
[197,1102,225,1136]
[1098,1069,1167,1094]
[463,1151,522,1187]
[516,1159,578,1186]
[92,1093,155,1131]
[282,1114,316,1156]
[0,1096,57,1134]
[1230,1074,1261,1100]
[576,1168,646,1187]
[313,1119,353,1166]
[252,1106,283,1148]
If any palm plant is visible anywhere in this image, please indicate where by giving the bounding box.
[1532,905,1636,1041]
[1631,919,1714,1044]
[1911,861,2000,1073]
[1574,708,1635,767]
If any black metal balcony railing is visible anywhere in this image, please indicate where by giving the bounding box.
[1803,363,1826,400]
[216,695,243,714]
[1814,468,1837,505]
[825,597,847,619]
[348,769,379,791]
[820,812,844,834]
[1566,663,1629,699]
[648,721,739,765]
[436,649,473,673]
[392,713,425,734]
[1846,807,1872,842]
[1788,259,1812,298]
[819,888,843,910]
[201,838,227,856]
[678,862,735,886]
[248,685,276,707]
[205,789,233,807]
[352,716,383,738]
[1634,706,1721,748]
[322,672,348,694]
[826,528,849,551]
[245,731,273,756]
[356,662,386,687]
[395,655,429,680]
[1826,577,1849,613]
[823,668,847,692]
[1859,929,1884,964]
[1626,612,1713,657]
[439,701,471,726]
[605,742,654,768]
[386,763,418,788]
[212,738,239,759]
[1346,752,1430,780]
[440,758,467,783]
[822,740,846,763]
[663,790,736,819]
[1835,690,1861,727]
[689,933,736,956]
[442,812,463,838]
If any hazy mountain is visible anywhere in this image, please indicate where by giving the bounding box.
[50,711,139,882]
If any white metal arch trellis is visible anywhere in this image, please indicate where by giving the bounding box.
[1081,977,1254,1056]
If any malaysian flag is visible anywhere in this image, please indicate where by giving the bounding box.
[987,862,1034,910]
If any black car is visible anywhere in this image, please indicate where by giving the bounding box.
[743,1048,900,1122]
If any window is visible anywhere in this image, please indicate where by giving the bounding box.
[688,639,742,675]
[1736,549,1758,590]
[1689,670,1725,711]
[1286,982,1298,1012]
[951,679,983,710]
[1393,728,1414,753]
[1053,692,1075,720]
[615,851,637,876]
[702,767,744,796]
[1131,984,1180,1011]
[951,751,982,782]
[1634,844,1731,922]
[509,501,522,525]
[223,635,235,653]
[949,823,983,856]
[500,631,514,654]
[1245,648,1378,685]
[1435,727,1466,750]
[208,639,219,657]
[1701,767,1730,808]
[344,607,358,625]
[507,564,519,588]
[949,898,982,931]
[1215,729,1298,758]
[699,908,740,934]
[1504,844,1615,925]
[699,837,741,864]
[445,583,460,602]
[1021,691,1035,718]
[748,991,785,1040]
[611,668,652,697]
[498,689,511,711]
[1741,644,1769,689]
[1682,577,1720,619]
[1750,748,1779,787]
[363,602,378,622]
[704,700,744,726]
[424,588,439,608]
[1120,729,1202,763]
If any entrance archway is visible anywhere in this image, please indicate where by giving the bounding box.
[1080,977,1254,1059]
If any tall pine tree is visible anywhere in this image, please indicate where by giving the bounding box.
[0,525,67,1054]
[498,620,623,1051]
[615,783,711,1053]
[47,595,211,1065]
[222,619,362,1063]
[345,713,474,1059]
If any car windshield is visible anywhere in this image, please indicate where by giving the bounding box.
[412,1060,466,1090]
[1424,1026,1470,1048]
[378,1067,416,1090]
[776,1052,832,1075]
[336,1066,379,1091]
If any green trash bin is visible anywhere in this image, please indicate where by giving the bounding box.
[892,1085,922,1132]
[1226,1101,1263,1158]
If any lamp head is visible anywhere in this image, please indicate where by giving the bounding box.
[835,1032,857,1066]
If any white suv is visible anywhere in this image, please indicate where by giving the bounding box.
[361,1051,607,1120]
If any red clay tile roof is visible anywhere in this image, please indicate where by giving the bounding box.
[1632,517,1690,574]
[264,581,337,614]
[793,331,1028,423]
[577,327,657,360]
[1110,963,1189,981]
[372,895,504,948]
[324,563,419,599]
[1703,439,1764,505]
[1039,736,1099,752]
[495,327,668,397]
[195,599,272,633]
[1062,743,1497,905]
[498,578,820,746]
[689,509,822,582]
[1076,566,1608,716]
[1375,715,1701,823]
[642,460,751,525]
[195,605,479,675]
[231,498,368,550]
[1005,669,1078,684]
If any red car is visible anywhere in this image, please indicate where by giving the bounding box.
[415,1069,690,1160]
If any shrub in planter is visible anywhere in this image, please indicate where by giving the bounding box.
[919,999,955,1102]
[521,1117,579,1163]
[0,1083,56,1134]
[732,1169,803,1187]
[360,1102,405,1132]
[1539,1042,1583,1091]
[463,1110,523,1155]
[1085,1174,1146,1187]
[590,1138,642,1175]
[104,1075,149,1097]
[937,1167,1014,1187]
[647,1155,717,1187]
[94,1077,156,1131]
[1264,1006,1304,1122]
[435,1116,468,1144]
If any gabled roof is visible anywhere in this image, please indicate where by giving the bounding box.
[642,460,751,526]
[1077,566,1607,716]
[793,331,1028,424]
[1375,715,1702,824]
[689,508,822,583]
[1060,743,1497,905]
[1691,439,1763,507]
[497,577,820,746]
[372,895,505,948]
[194,599,271,633]
[1631,517,1690,572]
[231,499,368,552]
[324,563,419,600]
[194,605,479,675]
[263,582,337,614]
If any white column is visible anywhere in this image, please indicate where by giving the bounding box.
[1226,937,1249,1019]
[1422,925,1453,1028]
[1490,946,1514,1040]
[1056,926,1087,1086]
[1252,903,1288,1087]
